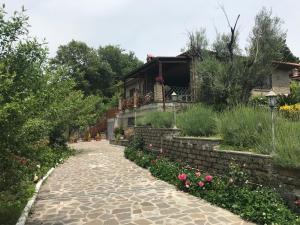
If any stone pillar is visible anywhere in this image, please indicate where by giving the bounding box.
[118,97,122,111]
[154,82,163,102]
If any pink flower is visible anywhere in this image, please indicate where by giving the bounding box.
[295,199,300,206]
[178,173,187,181]
[149,144,152,147]
[195,171,201,178]
[205,175,213,182]
[185,180,191,188]
[198,181,204,187]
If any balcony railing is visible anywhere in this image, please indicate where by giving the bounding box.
[121,86,192,111]
[165,86,192,102]
[121,92,154,110]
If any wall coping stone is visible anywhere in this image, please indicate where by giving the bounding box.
[174,136,223,141]
[215,149,272,159]
[135,126,181,132]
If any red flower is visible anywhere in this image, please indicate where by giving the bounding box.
[205,175,213,182]
[178,173,187,181]
[295,199,300,206]
[198,181,204,187]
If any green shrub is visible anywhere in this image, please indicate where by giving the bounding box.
[0,145,74,225]
[136,111,173,128]
[127,135,144,150]
[257,119,300,168]
[124,143,300,225]
[177,104,217,136]
[218,106,271,153]
[248,95,268,106]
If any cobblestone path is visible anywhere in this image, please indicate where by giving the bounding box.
[27,141,254,225]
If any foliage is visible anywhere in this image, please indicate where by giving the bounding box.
[248,95,268,107]
[257,119,300,168]
[188,8,297,107]
[127,135,144,150]
[124,143,300,225]
[0,145,74,225]
[98,45,143,81]
[51,40,114,97]
[51,43,143,98]
[290,81,300,103]
[218,106,300,167]
[0,6,103,224]
[136,111,173,128]
[218,106,271,153]
[177,104,217,136]
[114,127,124,136]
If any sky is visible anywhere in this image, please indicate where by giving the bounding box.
[3,0,300,62]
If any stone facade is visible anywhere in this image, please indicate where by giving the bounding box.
[134,127,300,212]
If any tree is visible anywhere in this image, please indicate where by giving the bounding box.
[51,40,114,96]
[189,7,294,108]
[0,5,103,192]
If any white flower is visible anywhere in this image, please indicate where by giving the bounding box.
[36,164,41,169]
[33,174,39,182]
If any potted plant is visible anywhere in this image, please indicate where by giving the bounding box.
[95,133,101,141]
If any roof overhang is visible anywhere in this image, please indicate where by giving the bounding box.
[123,56,190,80]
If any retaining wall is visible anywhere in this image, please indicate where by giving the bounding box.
[134,126,300,212]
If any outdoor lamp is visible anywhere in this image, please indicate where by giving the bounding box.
[266,90,277,108]
[171,91,177,129]
[265,90,277,153]
[171,91,178,102]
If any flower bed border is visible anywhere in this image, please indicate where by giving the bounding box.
[16,167,55,225]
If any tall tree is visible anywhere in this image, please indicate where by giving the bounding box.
[98,45,143,82]
[51,40,114,97]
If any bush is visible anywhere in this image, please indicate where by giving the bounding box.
[136,111,173,128]
[248,95,268,106]
[124,143,300,225]
[279,103,300,121]
[218,106,271,153]
[0,145,74,225]
[256,119,300,168]
[177,104,217,136]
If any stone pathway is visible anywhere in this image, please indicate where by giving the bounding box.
[27,141,254,225]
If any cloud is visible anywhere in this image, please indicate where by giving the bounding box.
[2,0,300,61]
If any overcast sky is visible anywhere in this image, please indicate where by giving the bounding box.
[3,0,300,62]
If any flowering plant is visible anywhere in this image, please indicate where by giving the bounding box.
[178,173,187,181]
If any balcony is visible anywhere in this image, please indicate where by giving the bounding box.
[120,86,192,111]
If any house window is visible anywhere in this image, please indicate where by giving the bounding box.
[128,117,135,127]
[254,75,272,89]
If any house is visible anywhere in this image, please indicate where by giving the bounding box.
[252,61,300,96]
[114,53,300,131]
[116,54,194,129]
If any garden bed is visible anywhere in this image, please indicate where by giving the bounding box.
[124,137,300,225]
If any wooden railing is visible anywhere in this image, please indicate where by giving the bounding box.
[121,92,154,110]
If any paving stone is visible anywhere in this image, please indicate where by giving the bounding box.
[26,141,255,225]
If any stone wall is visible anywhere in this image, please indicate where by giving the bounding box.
[134,126,300,212]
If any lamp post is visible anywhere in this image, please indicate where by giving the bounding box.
[266,90,277,153]
[171,91,178,129]
[134,105,137,127]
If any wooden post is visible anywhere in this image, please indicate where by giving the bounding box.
[159,61,166,111]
